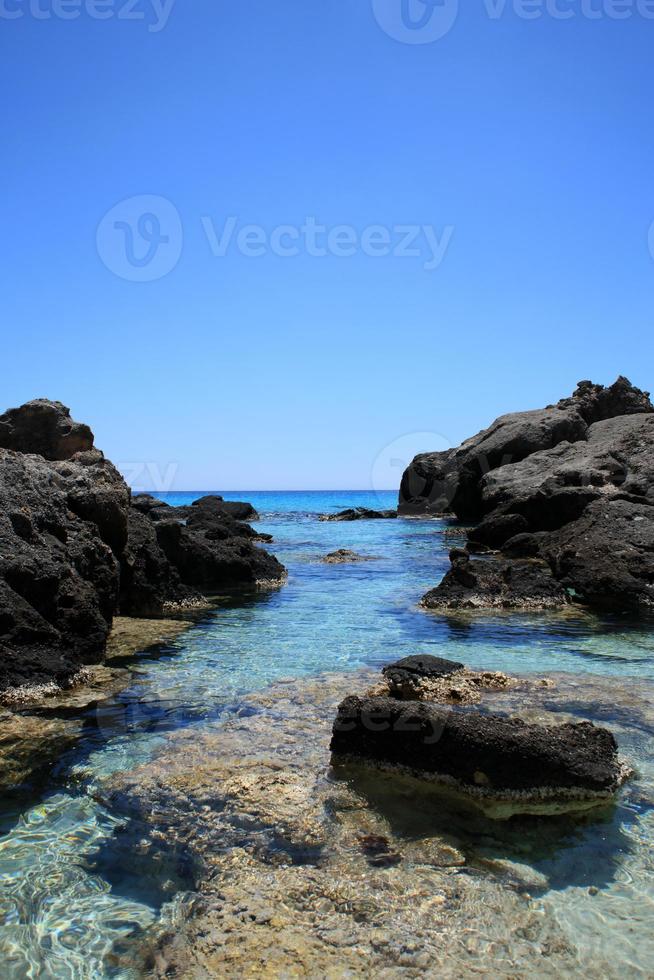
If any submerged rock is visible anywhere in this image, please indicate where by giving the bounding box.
[319,507,397,522]
[331,695,628,816]
[321,549,377,564]
[111,669,635,978]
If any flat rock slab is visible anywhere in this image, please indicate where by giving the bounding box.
[331,695,628,816]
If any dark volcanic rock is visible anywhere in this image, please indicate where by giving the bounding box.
[331,695,625,804]
[421,553,569,611]
[0,400,286,693]
[467,513,529,550]
[119,509,197,617]
[322,550,376,564]
[154,518,284,592]
[481,414,654,524]
[382,654,464,687]
[0,399,94,460]
[407,378,654,612]
[0,438,129,692]
[399,377,652,521]
[191,495,259,522]
[543,498,654,610]
[319,508,397,522]
[120,499,285,615]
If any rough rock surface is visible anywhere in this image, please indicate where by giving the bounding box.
[0,400,286,692]
[422,553,570,611]
[400,377,652,521]
[382,654,464,686]
[0,399,94,460]
[321,549,377,564]
[331,695,625,806]
[319,507,397,522]
[0,403,130,692]
[402,379,654,612]
[121,497,285,616]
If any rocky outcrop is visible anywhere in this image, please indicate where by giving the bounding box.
[0,400,286,694]
[402,378,654,612]
[120,497,284,617]
[400,377,652,520]
[0,403,130,692]
[0,399,94,460]
[319,508,397,522]
[421,552,570,611]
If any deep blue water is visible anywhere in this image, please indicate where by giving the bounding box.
[0,491,653,977]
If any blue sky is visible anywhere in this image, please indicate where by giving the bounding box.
[2,1,653,490]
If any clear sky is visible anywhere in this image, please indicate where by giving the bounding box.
[3,1,653,490]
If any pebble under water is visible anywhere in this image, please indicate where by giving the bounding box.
[0,491,653,978]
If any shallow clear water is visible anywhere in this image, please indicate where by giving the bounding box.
[1,491,653,977]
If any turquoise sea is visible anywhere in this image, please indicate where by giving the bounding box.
[1,491,653,977]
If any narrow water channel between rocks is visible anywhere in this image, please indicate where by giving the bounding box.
[1,492,653,978]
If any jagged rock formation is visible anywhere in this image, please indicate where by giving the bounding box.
[400,377,652,520]
[0,400,286,693]
[121,496,284,617]
[400,378,654,611]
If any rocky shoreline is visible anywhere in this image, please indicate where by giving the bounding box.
[399,378,654,612]
[0,399,286,700]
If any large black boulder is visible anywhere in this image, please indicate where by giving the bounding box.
[0,399,94,460]
[0,404,130,692]
[331,695,625,801]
